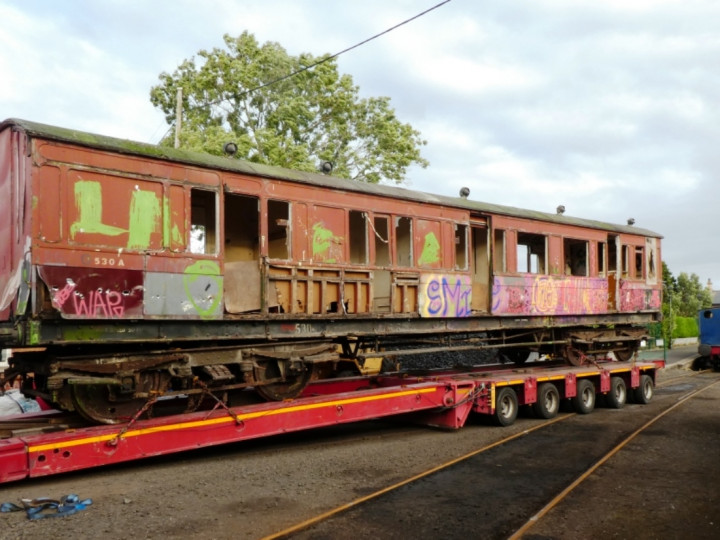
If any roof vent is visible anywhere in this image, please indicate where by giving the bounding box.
[556,205,565,215]
[459,187,470,198]
[223,142,238,156]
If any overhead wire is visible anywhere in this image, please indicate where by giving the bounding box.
[153,0,453,142]
[239,0,453,97]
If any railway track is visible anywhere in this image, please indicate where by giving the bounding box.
[262,369,720,539]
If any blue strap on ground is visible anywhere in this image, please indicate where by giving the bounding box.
[0,494,92,519]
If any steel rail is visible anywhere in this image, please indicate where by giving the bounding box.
[508,376,720,539]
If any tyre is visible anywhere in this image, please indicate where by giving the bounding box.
[493,387,519,426]
[632,374,654,404]
[532,383,560,419]
[572,379,596,414]
[605,376,627,409]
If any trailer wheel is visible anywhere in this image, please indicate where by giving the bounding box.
[605,376,627,409]
[533,383,560,419]
[632,374,654,404]
[572,379,596,414]
[493,387,519,426]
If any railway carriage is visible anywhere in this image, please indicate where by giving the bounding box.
[0,118,662,423]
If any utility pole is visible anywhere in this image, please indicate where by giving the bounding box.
[174,87,183,149]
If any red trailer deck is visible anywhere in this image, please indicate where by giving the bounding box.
[0,359,663,484]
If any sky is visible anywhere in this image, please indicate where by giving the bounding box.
[2,0,719,288]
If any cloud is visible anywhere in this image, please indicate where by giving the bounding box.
[2,0,719,286]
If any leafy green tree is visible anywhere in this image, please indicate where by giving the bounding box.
[660,262,677,347]
[150,32,428,184]
[675,271,712,317]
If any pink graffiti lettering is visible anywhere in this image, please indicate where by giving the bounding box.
[73,289,125,317]
[53,281,77,308]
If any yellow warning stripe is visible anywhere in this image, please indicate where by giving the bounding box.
[28,387,438,454]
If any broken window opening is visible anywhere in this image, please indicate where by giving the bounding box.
[564,238,588,277]
[395,216,413,267]
[635,247,644,279]
[224,193,259,262]
[455,224,468,270]
[608,235,618,274]
[349,210,367,264]
[373,216,391,266]
[621,245,630,278]
[517,232,546,274]
[598,242,606,277]
[493,229,506,273]
[268,199,290,260]
[190,188,217,255]
[646,238,657,280]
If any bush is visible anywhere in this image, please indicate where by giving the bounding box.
[673,316,699,338]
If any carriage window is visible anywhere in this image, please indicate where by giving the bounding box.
[493,229,506,273]
[455,224,468,270]
[635,247,644,279]
[268,199,290,259]
[349,211,367,264]
[517,232,546,274]
[224,193,259,261]
[564,238,588,276]
[190,188,217,255]
[621,245,630,278]
[646,238,657,280]
[598,243,606,277]
[374,216,391,266]
[395,217,413,266]
[608,235,618,274]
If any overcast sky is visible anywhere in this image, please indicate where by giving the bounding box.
[2,0,718,288]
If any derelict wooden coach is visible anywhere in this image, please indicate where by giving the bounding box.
[0,119,662,423]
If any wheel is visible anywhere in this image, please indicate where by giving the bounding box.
[605,376,627,409]
[532,383,560,419]
[253,360,317,401]
[493,387,519,426]
[564,346,587,366]
[71,384,150,425]
[632,374,654,404]
[613,346,637,362]
[572,379,596,414]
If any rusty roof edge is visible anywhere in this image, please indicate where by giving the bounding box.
[2,118,662,238]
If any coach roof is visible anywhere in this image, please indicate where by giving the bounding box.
[2,118,661,238]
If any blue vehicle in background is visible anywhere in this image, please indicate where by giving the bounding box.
[698,307,720,370]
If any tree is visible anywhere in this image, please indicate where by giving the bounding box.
[150,32,428,184]
[674,271,712,317]
[660,262,677,347]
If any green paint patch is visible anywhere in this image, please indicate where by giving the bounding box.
[70,180,126,239]
[62,326,105,342]
[128,190,161,249]
[70,179,162,250]
[418,232,440,266]
[312,223,338,263]
[183,260,223,319]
